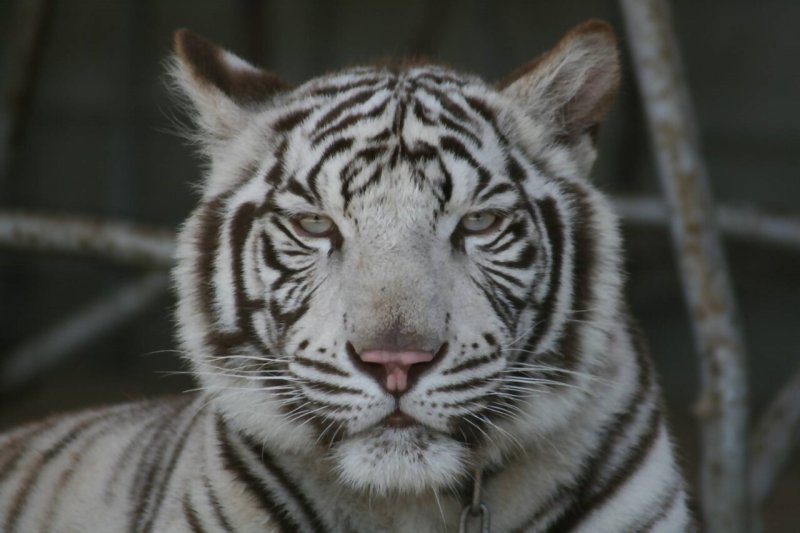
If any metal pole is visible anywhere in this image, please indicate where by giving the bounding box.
[618,1,750,531]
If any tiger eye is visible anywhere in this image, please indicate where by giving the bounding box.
[460,212,499,234]
[295,214,335,236]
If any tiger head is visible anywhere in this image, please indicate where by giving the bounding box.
[171,21,622,496]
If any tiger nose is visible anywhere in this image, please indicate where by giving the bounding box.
[359,349,434,393]
[346,342,436,394]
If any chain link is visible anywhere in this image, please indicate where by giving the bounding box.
[459,468,489,533]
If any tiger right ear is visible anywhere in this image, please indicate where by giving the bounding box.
[171,29,290,143]
[499,20,620,146]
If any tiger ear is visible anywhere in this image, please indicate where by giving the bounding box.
[171,29,290,143]
[499,20,620,145]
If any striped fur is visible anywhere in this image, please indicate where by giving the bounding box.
[0,21,694,532]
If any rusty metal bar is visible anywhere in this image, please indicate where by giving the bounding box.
[750,365,800,510]
[618,1,750,531]
[0,211,174,268]
[613,196,800,251]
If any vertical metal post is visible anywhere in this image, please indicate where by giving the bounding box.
[618,1,749,531]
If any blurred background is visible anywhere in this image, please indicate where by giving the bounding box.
[0,0,798,530]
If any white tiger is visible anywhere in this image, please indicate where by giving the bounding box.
[0,20,694,532]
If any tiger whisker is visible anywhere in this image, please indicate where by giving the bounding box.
[493,382,596,397]
[473,411,527,457]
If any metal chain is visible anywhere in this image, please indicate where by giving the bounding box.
[459,468,490,533]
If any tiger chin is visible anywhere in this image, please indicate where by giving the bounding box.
[1,19,696,532]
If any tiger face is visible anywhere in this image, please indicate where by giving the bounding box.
[172,23,621,495]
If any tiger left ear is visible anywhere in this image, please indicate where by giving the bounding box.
[499,20,620,145]
[171,29,290,144]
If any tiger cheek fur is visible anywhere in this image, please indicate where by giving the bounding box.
[0,21,694,532]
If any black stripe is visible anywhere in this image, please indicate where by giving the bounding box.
[285,177,317,204]
[545,406,662,532]
[340,146,385,185]
[217,419,297,532]
[228,202,260,334]
[203,475,234,532]
[481,265,525,288]
[264,141,288,185]
[301,379,361,396]
[268,292,311,336]
[528,197,564,353]
[312,98,389,146]
[438,158,453,209]
[194,197,253,355]
[183,494,210,533]
[473,275,513,325]
[344,165,382,208]
[315,90,376,129]
[311,77,385,97]
[490,243,536,270]
[536,338,658,531]
[422,85,472,123]
[519,179,600,378]
[430,373,498,394]
[272,218,314,251]
[440,114,482,146]
[294,356,350,377]
[43,408,138,525]
[105,403,175,503]
[414,71,467,87]
[0,420,59,485]
[514,332,655,530]
[443,352,500,375]
[195,196,229,344]
[440,136,491,198]
[135,401,204,532]
[477,182,514,203]
[485,276,526,314]
[557,181,598,369]
[261,229,314,293]
[4,412,112,532]
[480,218,526,254]
[505,154,526,182]
[463,95,511,150]
[240,433,328,533]
[634,481,682,532]
[412,100,435,125]
[307,137,355,200]
[274,108,312,132]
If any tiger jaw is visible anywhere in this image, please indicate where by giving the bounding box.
[330,424,470,495]
[310,384,476,494]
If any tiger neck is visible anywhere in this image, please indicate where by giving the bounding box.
[207,415,467,531]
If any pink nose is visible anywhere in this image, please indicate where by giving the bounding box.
[359,349,434,393]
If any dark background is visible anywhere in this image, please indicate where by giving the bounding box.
[1,1,798,530]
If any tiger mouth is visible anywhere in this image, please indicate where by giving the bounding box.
[383,409,417,429]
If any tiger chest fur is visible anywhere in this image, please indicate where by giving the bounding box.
[0,20,694,533]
